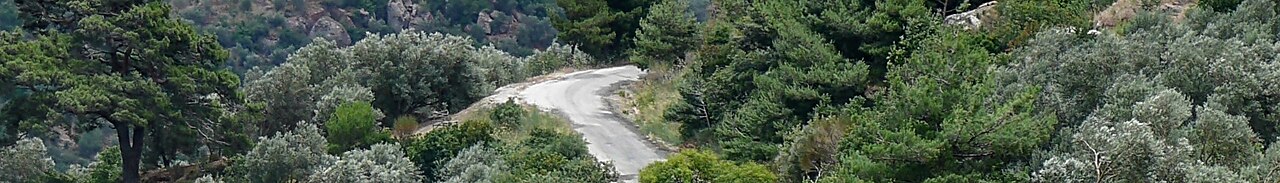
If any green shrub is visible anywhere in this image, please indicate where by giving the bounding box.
[986,0,1091,50]
[489,100,526,128]
[404,120,495,182]
[1201,0,1243,12]
[639,149,777,183]
[393,116,420,140]
[326,102,383,154]
[501,129,618,182]
[87,147,123,183]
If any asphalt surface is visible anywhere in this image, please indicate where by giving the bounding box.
[521,66,665,182]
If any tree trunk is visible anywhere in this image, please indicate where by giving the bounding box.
[116,124,146,183]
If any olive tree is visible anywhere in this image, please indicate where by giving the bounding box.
[228,123,334,183]
[309,143,421,182]
[247,31,554,128]
[437,144,508,183]
[0,137,54,181]
[1006,1,1280,181]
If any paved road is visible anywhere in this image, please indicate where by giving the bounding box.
[521,66,665,182]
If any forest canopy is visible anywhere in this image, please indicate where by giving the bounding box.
[628,0,1279,182]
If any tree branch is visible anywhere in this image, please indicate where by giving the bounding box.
[1082,140,1109,183]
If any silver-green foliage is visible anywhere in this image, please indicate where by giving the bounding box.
[193,175,225,183]
[524,42,593,76]
[243,38,353,134]
[229,123,334,183]
[229,122,420,183]
[1033,89,1197,182]
[349,31,491,116]
[1013,1,1280,182]
[437,144,508,183]
[1032,86,1266,182]
[308,143,420,183]
[1243,144,1280,182]
[473,45,526,88]
[0,137,54,182]
[243,62,319,134]
[245,31,591,130]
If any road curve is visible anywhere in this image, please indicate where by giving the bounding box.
[521,65,665,182]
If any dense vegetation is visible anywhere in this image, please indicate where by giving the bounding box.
[0,0,601,182]
[624,0,1280,182]
[168,0,564,75]
[2,0,1279,182]
[0,0,16,30]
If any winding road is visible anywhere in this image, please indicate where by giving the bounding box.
[521,66,666,182]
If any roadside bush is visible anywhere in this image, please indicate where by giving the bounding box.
[490,100,526,128]
[404,120,495,182]
[326,101,388,154]
[392,116,420,140]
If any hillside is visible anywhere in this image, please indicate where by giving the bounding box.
[169,0,560,74]
[3,0,1279,183]
[615,0,1280,182]
[0,0,564,172]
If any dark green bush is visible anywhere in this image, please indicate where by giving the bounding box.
[404,120,495,181]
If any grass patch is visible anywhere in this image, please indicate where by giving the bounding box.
[457,101,576,144]
[626,64,685,145]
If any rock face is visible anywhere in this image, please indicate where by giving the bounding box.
[387,0,428,29]
[491,11,519,35]
[1160,0,1196,22]
[1095,0,1197,28]
[285,16,309,31]
[944,1,998,30]
[474,10,522,41]
[477,11,495,35]
[1095,0,1141,28]
[387,0,410,28]
[310,17,351,45]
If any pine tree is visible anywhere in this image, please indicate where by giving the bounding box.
[552,0,656,59]
[4,1,239,181]
[630,0,700,69]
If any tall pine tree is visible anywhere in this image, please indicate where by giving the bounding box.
[3,0,239,182]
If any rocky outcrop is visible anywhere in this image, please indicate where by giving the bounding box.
[387,0,411,29]
[475,10,522,41]
[944,1,999,30]
[1160,0,1196,23]
[388,0,432,29]
[285,16,309,32]
[50,126,78,150]
[1095,0,1142,28]
[493,11,521,35]
[1095,0,1198,28]
[477,11,495,34]
[310,17,351,45]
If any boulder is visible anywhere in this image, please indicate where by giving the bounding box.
[387,0,429,29]
[944,1,999,30]
[477,11,495,35]
[388,0,409,28]
[309,17,352,45]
